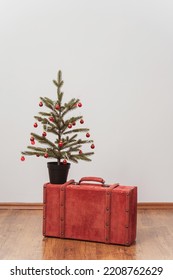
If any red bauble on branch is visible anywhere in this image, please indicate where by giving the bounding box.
[55,104,60,110]
[49,116,54,122]
[58,141,63,147]
[80,119,84,124]
[21,156,25,161]
[78,102,82,107]
[33,122,38,128]
[39,101,43,107]
[86,133,90,138]
[68,124,72,129]
[44,153,48,158]
[42,132,47,137]
[91,144,95,149]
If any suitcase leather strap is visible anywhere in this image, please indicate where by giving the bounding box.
[59,180,75,238]
[105,184,119,243]
[43,183,47,236]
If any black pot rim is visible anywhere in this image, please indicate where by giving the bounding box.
[47,161,71,167]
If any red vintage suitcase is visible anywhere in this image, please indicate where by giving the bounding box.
[43,177,137,245]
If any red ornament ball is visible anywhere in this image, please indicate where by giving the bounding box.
[58,141,63,147]
[42,132,47,137]
[39,101,43,107]
[72,122,76,126]
[91,144,95,149]
[86,133,90,138]
[30,136,34,141]
[80,119,84,124]
[49,116,54,122]
[78,102,82,107]
[21,156,25,161]
[68,123,72,129]
[55,104,60,110]
[33,122,38,128]
[63,159,67,164]
[36,154,40,157]
[31,140,35,145]
[44,153,48,158]
[79,150,82,154]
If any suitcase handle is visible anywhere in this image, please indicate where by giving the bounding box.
[79,177,105,185]
[63,179,75,186]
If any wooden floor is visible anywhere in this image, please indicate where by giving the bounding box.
[0,209,173,260]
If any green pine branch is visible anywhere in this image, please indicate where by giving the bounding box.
[22,146,60,158]
[65,115,83,124]
[40,97,54,110]
[68,153,94,163]
[63,128,89,135]
[22,146,46,153]
[67,134,78,142]
[38,112,52,117]
[53,70,64,99]
[60,116,83,133]
[77,139,94,144]
[61,98,80,117]
[65,145,82,152]
[30,133,57,149]
[34,116,58,132]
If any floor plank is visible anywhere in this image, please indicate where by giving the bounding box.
[0,209,173,260]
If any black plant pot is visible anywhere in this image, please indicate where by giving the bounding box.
[47,162,71,184]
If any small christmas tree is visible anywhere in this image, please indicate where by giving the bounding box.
[21,70,95,165]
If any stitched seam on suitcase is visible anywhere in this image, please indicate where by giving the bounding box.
[60,185,65,238]
[105,189,111,243]
[105,185,118,243]
[125,192,130,245]
[43,184,47,236]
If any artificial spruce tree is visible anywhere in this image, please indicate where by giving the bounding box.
[21,70,95,165]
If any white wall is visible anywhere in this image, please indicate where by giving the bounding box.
[1,0,173,202]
